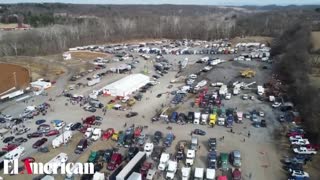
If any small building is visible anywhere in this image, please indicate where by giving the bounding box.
[100,74,149,97]
[30,79,52,90]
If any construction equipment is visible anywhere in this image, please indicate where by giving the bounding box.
[240,69,256,78]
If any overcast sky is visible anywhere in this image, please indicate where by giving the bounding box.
[1,0,320,6]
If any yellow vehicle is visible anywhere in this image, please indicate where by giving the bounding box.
[111,131,120,141]
[240,69,256,78]
[209,113,217,126]
[127,98,136,106]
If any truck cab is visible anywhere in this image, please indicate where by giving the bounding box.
[206,168,216,180]
[194,112,201,125]
[194,168,204,180]
[186,149,195,166]
[158,153,170,171]
[201,113,208,125]
[166,160,177,179]
[181,167,191,180]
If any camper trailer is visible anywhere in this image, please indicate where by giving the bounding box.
[52,131,73,148]
[4,146,25,160]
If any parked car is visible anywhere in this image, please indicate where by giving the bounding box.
[45,129,59,137]
[260,119,267,127]
[103,149,113,163]
[32,138,48,149]
[35,119,46,125]
[102,128,115,140]
[230,150,241,167]
[272,102,282,108]
[75,139,88,154]
[137,134,146,146]
[65,123,74,131]
[88,151,100,163]
[193,129,206,136]
[153,131,163,145]
[27,132,43,139]
[3,136,15,143]
[208,138,217,151]
[15,128,30,135]
[208,151,217,169]
[290,170,309,178]
[2,144,18,152]
[219,153,229,170]
[140,161,153,179]
[107,153,123,170]
[126,112,138,118]
[71,122,82,131]
[151,146,164,161]
[128,147,139,160]
[14,137,28,144]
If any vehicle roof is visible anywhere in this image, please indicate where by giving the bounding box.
[233,150,241,157]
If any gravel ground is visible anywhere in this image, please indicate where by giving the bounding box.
[0,52,303,180]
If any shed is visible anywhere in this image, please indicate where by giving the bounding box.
[101,74,149,97]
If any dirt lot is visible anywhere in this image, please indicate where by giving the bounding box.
[69,51,111,61]
[0,63,30,94]
[0,55,66,82]
[0,41,318,180]
[231,36,273,46]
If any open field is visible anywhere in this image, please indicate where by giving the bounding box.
[0,63,30,94]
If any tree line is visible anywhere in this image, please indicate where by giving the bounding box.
[0,4,319,56]
[272,24,320,142]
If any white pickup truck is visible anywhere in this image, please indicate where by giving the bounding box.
[293,147,317,155]
[291,139,310,146]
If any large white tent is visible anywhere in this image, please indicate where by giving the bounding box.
[101,74,150,97]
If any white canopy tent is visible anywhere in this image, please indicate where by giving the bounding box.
[101,74,150,97]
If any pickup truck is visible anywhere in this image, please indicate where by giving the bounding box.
[291,139,310,146]
[293,147,317,155]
